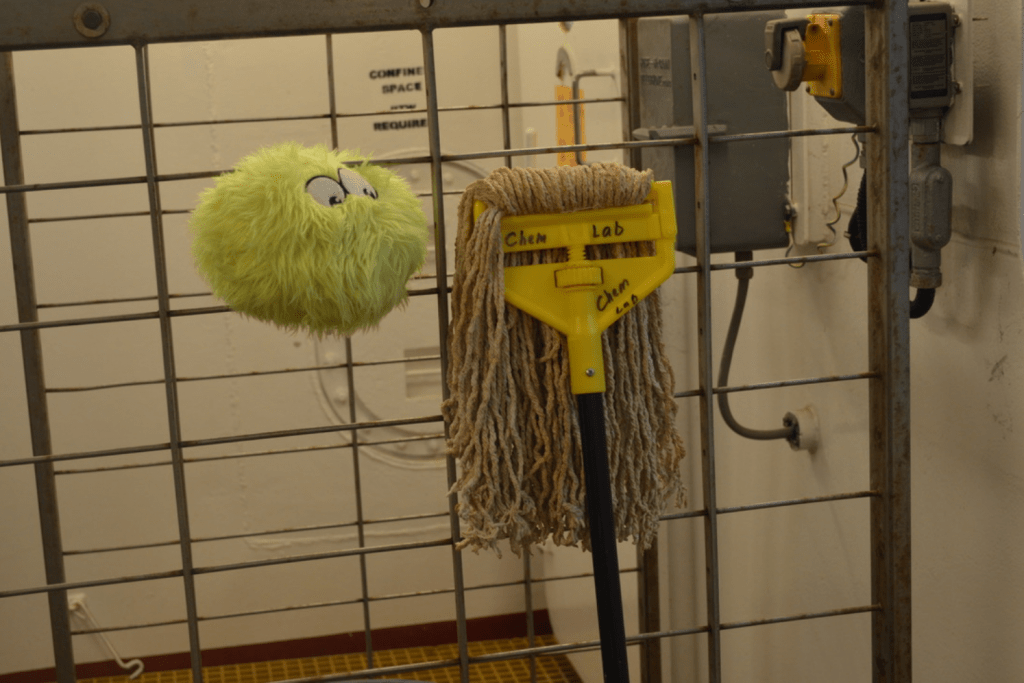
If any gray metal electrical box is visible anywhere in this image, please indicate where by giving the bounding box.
[637,13,791,254]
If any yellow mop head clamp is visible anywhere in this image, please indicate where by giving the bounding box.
[475,181,677,394]
[190,142,428,336]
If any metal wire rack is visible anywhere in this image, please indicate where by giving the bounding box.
[0,1,910,682]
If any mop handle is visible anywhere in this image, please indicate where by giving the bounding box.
[577,391,630,683]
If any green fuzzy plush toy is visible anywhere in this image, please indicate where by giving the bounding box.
[191,143,428,336]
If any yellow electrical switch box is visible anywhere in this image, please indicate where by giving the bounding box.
[803,14,842,99]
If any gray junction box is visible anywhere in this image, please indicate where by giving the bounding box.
[637,13,791,255]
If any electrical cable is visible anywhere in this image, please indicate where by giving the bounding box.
[787,134,861,267]
[846,173,869,261]
[847,174,936,318]
[717,251,798,442]
[822,134,861,247]
[909,285,935,319]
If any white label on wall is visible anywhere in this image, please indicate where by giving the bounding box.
[369,66,426,132]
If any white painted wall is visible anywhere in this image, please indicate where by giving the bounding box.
[2,5,1023,683]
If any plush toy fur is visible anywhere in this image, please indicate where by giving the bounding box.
[191,143,428,336]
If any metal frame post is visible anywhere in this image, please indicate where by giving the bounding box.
[865,2,912,682]
[0,50,76,683]
[689,14,724,683]
[132,43,205,683]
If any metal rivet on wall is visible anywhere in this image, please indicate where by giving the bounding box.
[73,3,111,39]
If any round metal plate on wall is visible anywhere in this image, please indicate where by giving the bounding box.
[314,152,488,469]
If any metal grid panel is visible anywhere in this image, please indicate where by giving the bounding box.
[0,2,909,683]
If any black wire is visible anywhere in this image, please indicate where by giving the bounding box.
[849,172,937,319]
[910,287,935,319]
[716,253,797,442]
[847,174,869,262]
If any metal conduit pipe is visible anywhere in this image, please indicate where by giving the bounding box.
[716,251,799,443]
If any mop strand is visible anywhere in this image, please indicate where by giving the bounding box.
[444,163,687,556]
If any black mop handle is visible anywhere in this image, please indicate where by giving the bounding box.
[576,392,630,683]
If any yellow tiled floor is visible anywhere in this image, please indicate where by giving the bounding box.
[80,636,582,683]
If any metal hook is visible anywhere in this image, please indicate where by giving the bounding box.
[571,70,617,166]
[555,45,574,81]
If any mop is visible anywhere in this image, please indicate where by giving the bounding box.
[445,162,686,682]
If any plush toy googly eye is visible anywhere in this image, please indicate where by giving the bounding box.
[190,142,428,336]
[337,167,378,199]
[305,168,380,207]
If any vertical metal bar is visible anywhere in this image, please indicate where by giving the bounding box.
[498,25,513,169]
[420,27,470,683]
[864,2,911,682]
[637,544,662,683]
[325,33,376,669]
[133,43,204,683]
[0,51,76,683]
[619,19,642,171]
[688,14,723,683]
[326,34,340,150]
[343,339,375,668]
[620,21,662,680]
[522,554,538,683]
[499,28,535,681]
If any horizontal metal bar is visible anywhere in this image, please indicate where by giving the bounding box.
[67,568,636,636]
[2,538,452,599]
[443,138,695,164]
[0,569,186,599]
[183,433,443,465]
[62,537,178,556]
[62,511,451,556]
[56,436,442,479]
[0,310,160,333]
[58,600,881,647]
[669,250,876,279]
[71,618,189,636]
[55,432,446,475]
[661,490,879,522]
[0,169,219,195]
[467,639,606,665]
[0,414,444,470]
[2,286,452,332]
[711,125,874,144]
[46,353,443,394]
[713,371,879,395]
[674,371,877,400]
[20,97,625,137]
[709,250,878,271]
[37,292,206,310]
[193,511,448,546]
[0,0,870,52]
[469,603,879,668]
[179,413,445,449]
[0,442,170,470]
[58,591,873,655]
[0,125,872,201]
[721,604,880,631]
[191,537,452,577]
[297,657,462,683]
[29,209,173,225]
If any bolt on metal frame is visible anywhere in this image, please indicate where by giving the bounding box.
[0,1,910,682]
